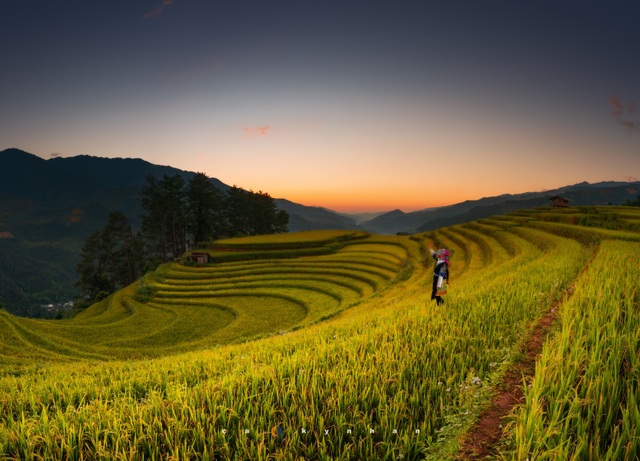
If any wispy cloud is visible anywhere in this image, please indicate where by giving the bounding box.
[243,126,272,138]
[610,96,640,133]
[143,0,174,20]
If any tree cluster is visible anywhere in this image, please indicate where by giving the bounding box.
[75,173,288,308]
[624,194,640,207]
[75,211,144,309]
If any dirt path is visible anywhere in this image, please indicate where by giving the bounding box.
[455,291,571,460]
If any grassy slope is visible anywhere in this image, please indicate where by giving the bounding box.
[0,207,639,460]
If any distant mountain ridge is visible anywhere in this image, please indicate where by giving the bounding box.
[359,181,640,234]
[0,149,352,238]
[0,148,230,234]
[274,199,366,231]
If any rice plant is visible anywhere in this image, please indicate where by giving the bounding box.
[0,208,638,459]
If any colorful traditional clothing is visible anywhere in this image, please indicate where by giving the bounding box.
[429,248,450,305]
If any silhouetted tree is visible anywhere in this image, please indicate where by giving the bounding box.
[101,211,142,285]
[275,208,289,233]
[224,187,288,236]
[140,174,187,262]
[75,212,143,308]
[224,186,252,236]
[162,174,187,258]
[140,175,168,262]
[187,172,225,246]
[141,175,288,254]
[250,190,288,234]
[76,230,111,307]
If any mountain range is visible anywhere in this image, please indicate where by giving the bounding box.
[359,181,640,234]
[1,147,638,316]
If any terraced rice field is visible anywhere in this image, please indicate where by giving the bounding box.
[1,206,639,460]
[0,231,408,362]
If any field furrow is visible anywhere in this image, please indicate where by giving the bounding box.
[1,207,638,459]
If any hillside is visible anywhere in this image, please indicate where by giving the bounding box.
[0,148,227,238]
[2,148,638,317]
[0,149,211,316]
[274,198,366,231]
[0,149,363,316]
[1,206,639,459]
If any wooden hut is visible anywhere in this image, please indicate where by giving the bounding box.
[549,195,570,208]
[190,252,209,264]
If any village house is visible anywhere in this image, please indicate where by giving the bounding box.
[190,252,210,264]
[549,195,570,208]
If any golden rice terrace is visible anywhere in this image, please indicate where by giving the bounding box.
[0,206,639,460]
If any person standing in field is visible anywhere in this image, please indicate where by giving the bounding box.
[429,246,451,305]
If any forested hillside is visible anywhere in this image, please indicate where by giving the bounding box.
[0,149,287,316]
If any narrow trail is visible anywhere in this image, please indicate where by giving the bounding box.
[455,287,573,460]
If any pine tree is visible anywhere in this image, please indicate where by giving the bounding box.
[75,212,142,308]
[186,172,225,246]
[141,174,187,262]
[224,186,252,236]
[224,186,288,236]
[75,230,112,307]
[140,175,167,262]
[101,211,141,286]
[162,174,187,258]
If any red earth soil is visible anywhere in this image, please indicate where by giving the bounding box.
[455,292,570,460]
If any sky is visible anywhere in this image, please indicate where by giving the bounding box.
[1,1,639,213]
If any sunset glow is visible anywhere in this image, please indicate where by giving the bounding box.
[1,1,639,212]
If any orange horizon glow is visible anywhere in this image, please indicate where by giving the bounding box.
[284,194,452,214]
[2,2,640,219]
[272,186,530,214]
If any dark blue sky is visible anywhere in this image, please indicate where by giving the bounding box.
[2,1,639,211]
